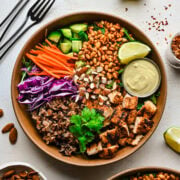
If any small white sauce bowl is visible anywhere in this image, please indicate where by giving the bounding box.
[166,32,180,69]
[0,162,47,180]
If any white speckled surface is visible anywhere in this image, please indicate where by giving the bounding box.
[0,0,179,180]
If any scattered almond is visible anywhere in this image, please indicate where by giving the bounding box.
[2,123,14,133]
[0,108,3,117]
[19,171,28,178]
[9,127,18,144]
[3,170,15,178]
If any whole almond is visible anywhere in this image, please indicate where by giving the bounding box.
[28,171,38,178]
[32,175,40,180]
[3,169,15,178]
[2,123,14,133]
[19,171,28,178]
[9,127,18,144]
[0,108,3,117]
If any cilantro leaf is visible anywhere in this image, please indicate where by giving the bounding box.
[69,107,104,153]
[118,69,124,74]
[78,31,88,41]
[123,28,134,42]
[106,80,114,89]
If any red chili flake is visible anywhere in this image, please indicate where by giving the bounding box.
[148,28,151,31]
[125,8,128,12]
[165,37,167,41]
[164,6,168,10]
[168,4,171,7]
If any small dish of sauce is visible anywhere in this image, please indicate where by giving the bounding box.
[122,58,161,97]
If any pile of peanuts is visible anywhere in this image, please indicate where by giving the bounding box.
[78,20,127,80]
[130,172,180,180]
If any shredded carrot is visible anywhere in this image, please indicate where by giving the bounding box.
[26,39,77,79]
[26,53,60,79]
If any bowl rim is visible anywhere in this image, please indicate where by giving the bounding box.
[0,162,47,180]
[108,166,180,180]
[11,11,167,166]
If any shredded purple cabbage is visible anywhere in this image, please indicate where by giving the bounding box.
[18,76,78,111]
[21,65,41,74]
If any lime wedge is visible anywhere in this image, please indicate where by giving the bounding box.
[118,42,151,64]
[164,127,180,153]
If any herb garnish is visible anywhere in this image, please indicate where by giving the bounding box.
[21,58,33,82]
[106,80,114,89]
[78,31,88,41]
[118,69,124,74]
[69,107,104,153]
[123,28,134,42]
[92,24,105,34]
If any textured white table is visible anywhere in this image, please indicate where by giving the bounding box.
[0,0,179,180]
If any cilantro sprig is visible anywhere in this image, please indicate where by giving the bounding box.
[69,107,104,153]
[21,58,33,82]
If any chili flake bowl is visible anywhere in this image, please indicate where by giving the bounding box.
[11,12,167,166]
[166,32,180,69]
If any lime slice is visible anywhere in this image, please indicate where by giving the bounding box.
[164,127,180,153]
[118,42,151,64]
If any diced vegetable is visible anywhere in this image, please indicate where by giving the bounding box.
[63,38,72,44]
[60,28,72,39]
[66,52,74,57]
[75,61,85,68]
[59,43,72,54]
[47,31,61,43]
[70,24,88,33]
[72,40,82,53]
[73,32,80,39]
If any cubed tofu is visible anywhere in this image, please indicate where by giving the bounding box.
[137,100,157,119]
[127,109,137,125]
[86,142,103,156]
[108,91,123,104]
[119,121,130,137]
[131,135,144,146]
[123,94,138,110]
[99,128,119,145]
[133,117,153,134]
[99,144,119,158]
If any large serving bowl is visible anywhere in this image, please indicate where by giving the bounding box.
[11,12,167,166]
[108,167,180,180]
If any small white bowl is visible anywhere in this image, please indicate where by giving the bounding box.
[166,32,180,69]
[0,162,47,180]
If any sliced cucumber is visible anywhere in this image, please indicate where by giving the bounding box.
[47,31,61,43]
[60,28,72,39]
[63,38,72,44]
[66,52,74,57]
[70,24,88,33]
[73,32,80,39]
[59,43,72,54]
[72,40,82,53]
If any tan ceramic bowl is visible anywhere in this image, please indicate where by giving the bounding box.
[11,12,167,166]
[108,167,180,180]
